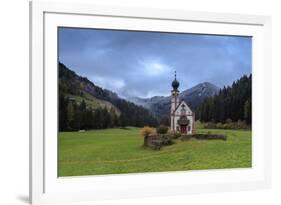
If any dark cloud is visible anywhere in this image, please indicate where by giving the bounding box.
[59,27,252,98]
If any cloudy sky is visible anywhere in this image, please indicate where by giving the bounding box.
[58,27,252,98]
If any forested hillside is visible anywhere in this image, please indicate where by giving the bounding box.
[197,74,252,124]
[59,62,158,131]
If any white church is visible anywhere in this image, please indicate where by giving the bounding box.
[170,72,195,134]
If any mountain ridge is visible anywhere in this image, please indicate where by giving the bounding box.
[128,82,219,120]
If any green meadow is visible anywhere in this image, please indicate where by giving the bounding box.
[58,127,251,177]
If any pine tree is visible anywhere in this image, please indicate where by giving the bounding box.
[244,100,251,124]
[66,102,74,130]
[79,100,87,129]
[59,93,68,131]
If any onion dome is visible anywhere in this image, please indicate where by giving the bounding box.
[172,71,179,90]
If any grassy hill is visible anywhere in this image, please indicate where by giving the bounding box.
[58,128,251,176]
[66,91,121,116]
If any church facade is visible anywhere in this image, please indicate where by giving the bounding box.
[170,73,195,134]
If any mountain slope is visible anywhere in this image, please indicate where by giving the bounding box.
[59,62,120,115]
[59,62,158,129]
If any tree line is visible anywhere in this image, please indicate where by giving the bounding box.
[59,94,120,131]
[196,74,252,124]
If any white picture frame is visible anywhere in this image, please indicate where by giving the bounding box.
[30,1,272,204]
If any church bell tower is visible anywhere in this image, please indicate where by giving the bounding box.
[171,71,180,131]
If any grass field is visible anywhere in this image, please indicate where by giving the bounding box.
[58,128,251,176]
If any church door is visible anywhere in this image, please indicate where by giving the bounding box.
[180,125,187,134]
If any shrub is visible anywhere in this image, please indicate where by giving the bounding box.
[202,120,250,130]
[216,122,223,129]
[140,126,155,137]
[195,120,204,129]
[167,130,181,139]
[203,122,216,129]
[237,120,249,129]
[222,123,230,129]
[173,132,182,139]
[226,118,233,124]
[156,125,168,134]
[160,134,174,145]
